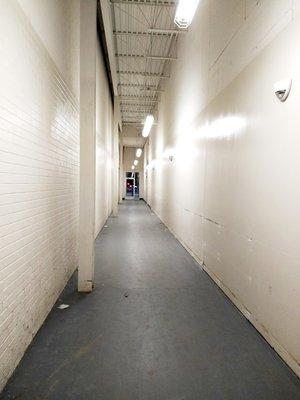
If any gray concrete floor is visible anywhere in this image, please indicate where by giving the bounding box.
[1,200,300,400]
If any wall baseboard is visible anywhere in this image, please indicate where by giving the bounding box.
[148,204,300,379]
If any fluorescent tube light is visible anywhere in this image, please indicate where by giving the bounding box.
[136,148,142,158]
[174,0,200,29]
[133,160,138,166]
[142,115,154,138]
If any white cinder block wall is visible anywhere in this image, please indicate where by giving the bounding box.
[0,0,80,389]
[145,0,300,376]
[0,0,115,390]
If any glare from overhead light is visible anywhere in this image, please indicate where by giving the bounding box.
[133,160,138,166]
[136,148,142,158]
[142,115,154,137]
[131,165,135,170]
[163,148,176,159]
[174,0,200,29]
[196,116,247,140]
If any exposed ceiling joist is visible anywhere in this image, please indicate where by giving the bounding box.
[111,0,176,6]
[120,95,158,100]
[121,103,157,110]
[121,101,157,105]
[111,0,179,127]
[123,122,144,125]
[116,53,176,60]
[121,111,155,115]
[147,28,184,35]
[140,88,164,93]
[147,55,176,60]
[114,29,183,37]
[121,108,157,111]
[117,71,169,78]
[118,83,159,88]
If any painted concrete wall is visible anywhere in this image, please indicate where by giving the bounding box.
[145,0,300,376]
[122,125,145,148]
[95,40,114,236]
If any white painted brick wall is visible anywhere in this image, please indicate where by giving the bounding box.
[0,0,79,390]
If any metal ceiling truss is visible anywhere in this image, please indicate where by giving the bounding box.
[116,53,176,60]
[121,101,158,106]
[114,29,183,37]
[119,83,161,89]
[120,95,158,100]
[117,71,170,78]
[111,0,180,127]
[111,0,176,6]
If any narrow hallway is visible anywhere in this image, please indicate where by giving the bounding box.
[1,201,299,400]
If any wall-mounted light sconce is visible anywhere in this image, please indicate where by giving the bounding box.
[274,79,292,102]
[163,148,176,162]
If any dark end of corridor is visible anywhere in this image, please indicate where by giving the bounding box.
[1,201,299,400]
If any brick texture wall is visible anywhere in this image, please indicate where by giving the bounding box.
[0,0,79,389]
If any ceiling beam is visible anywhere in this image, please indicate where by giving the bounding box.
[116,53,145,58]
[118,83,159,88]
[121,111,155,114]
[147,28,185,35]
[121,102,157,106]
[116,53,176,60]
[121,102,158,104]
[121,103,157,107]
[111,0,176,6]
[120,95,158,100]
[140,88,164,93]
[122,122,144,125]
[147,55,176,60]
[117,70,169,78]
[114,29,183,37]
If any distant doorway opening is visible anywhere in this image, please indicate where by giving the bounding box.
[125,172,139,199]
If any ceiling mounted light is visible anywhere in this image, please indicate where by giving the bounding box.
[131,165,135,170]
[142,115,154,138]
[133,160,138,166]
[174,0,200,29]
[136,148,142,158]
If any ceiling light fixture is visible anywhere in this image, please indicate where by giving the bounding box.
[134,160,138,166]
[174,0,200,29]
[136,148,142,158]
[142,115,154,138]
[131,165,135,170]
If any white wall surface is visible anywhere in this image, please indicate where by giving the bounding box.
[145,0,300,376]
[95,41,114,236]
[0,0,80,390]
[0,0,116,390]
[122,125,145,148]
